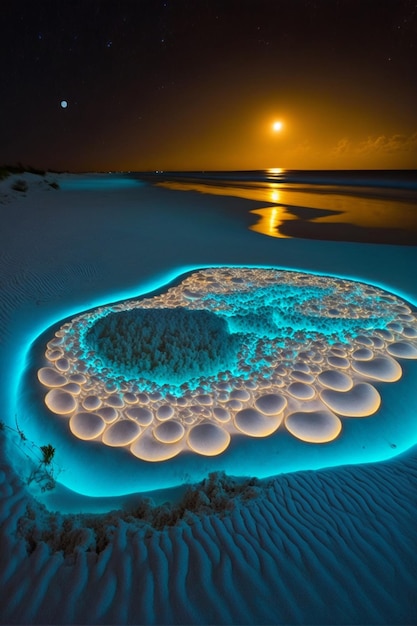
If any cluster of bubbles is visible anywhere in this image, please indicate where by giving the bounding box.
[37,267,417,461]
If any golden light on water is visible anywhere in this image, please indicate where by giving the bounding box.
[250,206,292,238]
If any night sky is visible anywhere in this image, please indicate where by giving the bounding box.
[1,0,416,172]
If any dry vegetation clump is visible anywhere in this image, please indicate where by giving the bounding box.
[16,472,264,559]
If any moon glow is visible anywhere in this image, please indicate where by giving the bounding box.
[60,100,68,109]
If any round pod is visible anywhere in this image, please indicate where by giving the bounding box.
[285,410,342,443]
[102,420,141,447]
[387,342,417,359]
[352,356,402,382]
[320,383,381,417]
[45,388,77,415]
[317,370,353,391]
[38,367,67,387]
[254,393,287,415]
[70,412,106,440]
[287,382,315,400]
[126,406,154,426]
[234,408,283,437]
[153,420,185,444]
[187,422,230,456]
[131,431,183,462]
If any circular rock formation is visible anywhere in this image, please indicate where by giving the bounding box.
[36,266,417,461]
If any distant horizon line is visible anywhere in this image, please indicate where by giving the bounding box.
[1,164,416,176]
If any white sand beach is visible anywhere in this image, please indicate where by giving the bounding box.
[1,171,417,625]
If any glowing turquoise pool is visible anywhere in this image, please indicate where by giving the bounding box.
[16,266,417,497]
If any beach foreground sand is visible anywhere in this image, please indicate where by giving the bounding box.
[1,172,417,625]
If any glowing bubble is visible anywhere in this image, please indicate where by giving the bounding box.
[402,327,417,338]
[82,395,102,410]
[156,405,175,420]
[254,393,287,415]
[321,383,381,417]
[327,356,350,369]
[125,406,154,426]
[102,420,141,447]
[45,388,77,415]
[131,431,183,461]
[62,382,81,395]
[352,348,374,361]
[387,342,417,359]
[38,367,67,387]
[285,410,342,443]
[352,356,402,382]
[123,392,138,404]
[153,420,185,444]
[187,422,230,456]
[234,408,283,437]
[106,394,124,408]
[287,382,315,400]
[60,100,68,108]
[212,407,231,423]
[97,406,119,423]
[69,412,106,440]
[196,394,213,405]
[230,389,251,401]
[317,370,353,391]
[46,349,64,361]
[290,370,315,384]
[56,357,70,372]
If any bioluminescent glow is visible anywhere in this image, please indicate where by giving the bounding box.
[35,267,417,468]
[59,175,144,191]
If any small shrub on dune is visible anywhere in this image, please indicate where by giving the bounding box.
[40,444,55,465]
[11,179,28,193]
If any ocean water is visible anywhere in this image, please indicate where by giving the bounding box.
[135,169,417,245]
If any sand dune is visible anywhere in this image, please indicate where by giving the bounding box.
[1,172,417,624]
[1,448,417,624]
